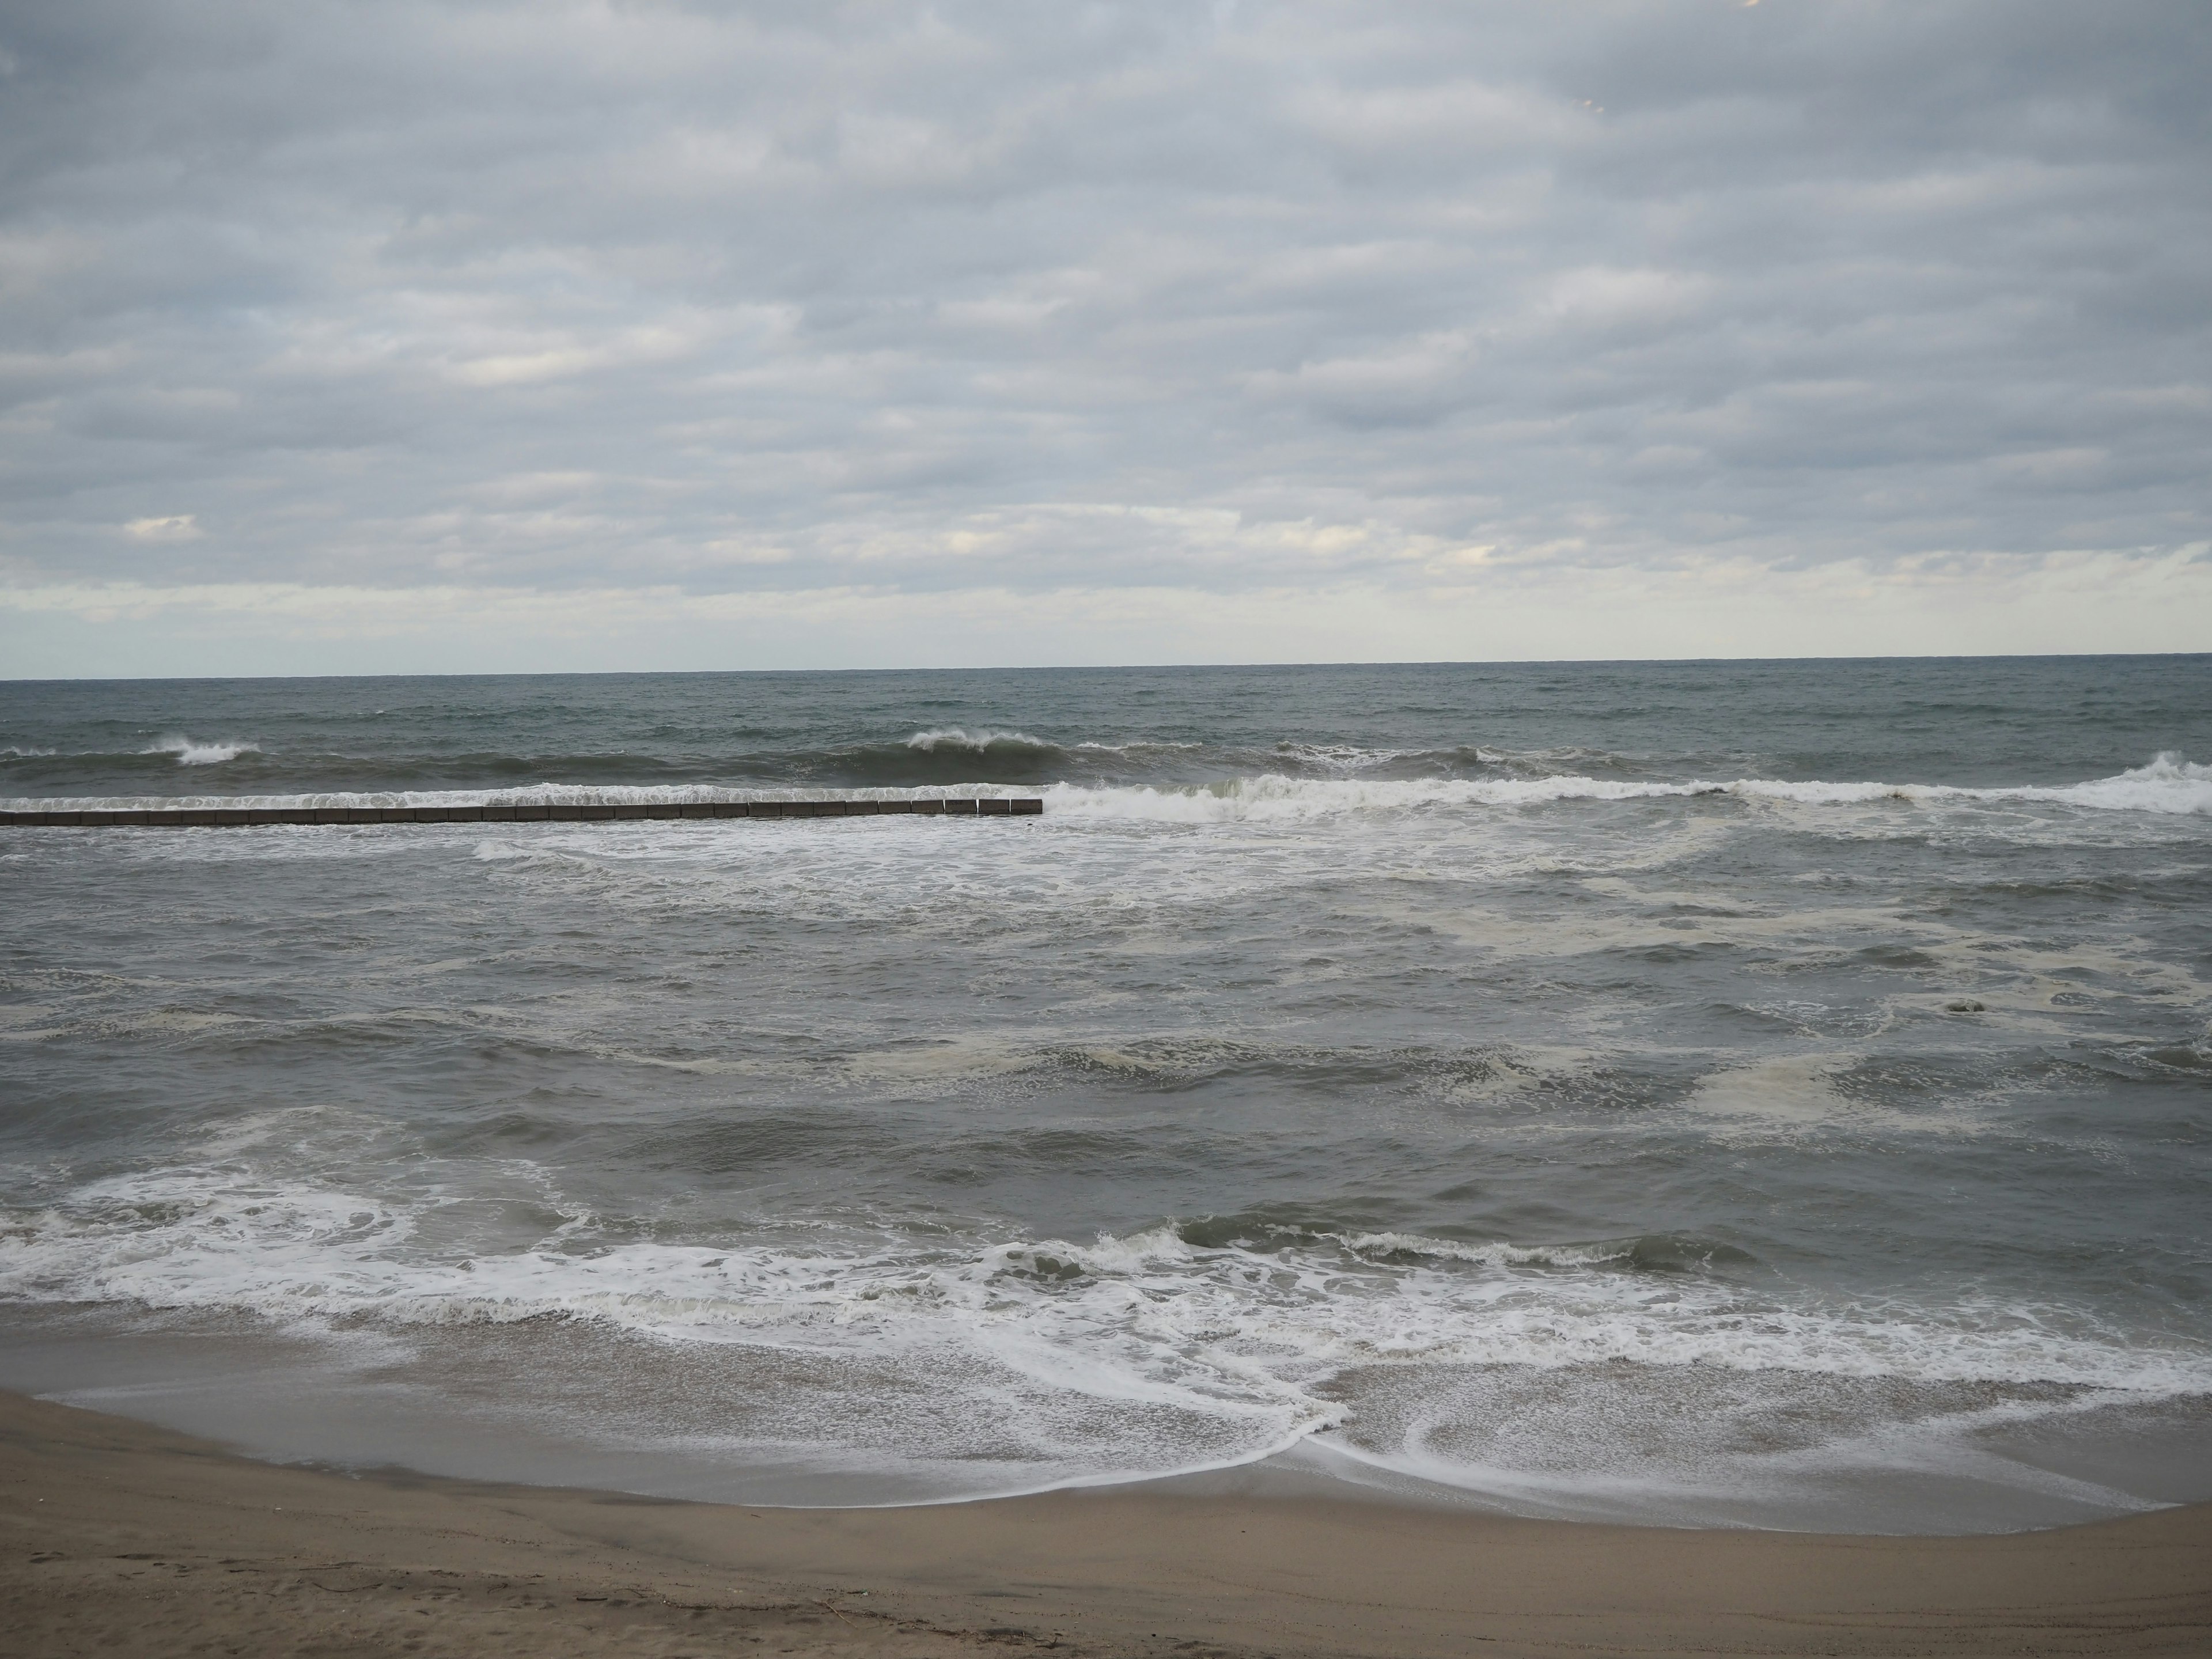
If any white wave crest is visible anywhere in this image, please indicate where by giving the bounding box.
[5,1171,2205,1400]
[1271,742,1431,772]
[1039,754,2212,821]
[14,753,2210,820]
[1339,1230,1649,1269]
[903,727,1054,753]
[143,735,260,766]
[7,1161,2206,1516]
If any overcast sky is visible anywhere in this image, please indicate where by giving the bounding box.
[2,0,2207,675]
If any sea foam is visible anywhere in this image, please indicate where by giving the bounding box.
[7,1160,2206,1407]
[6,1152,2207,1520]
[11,753,2211,816]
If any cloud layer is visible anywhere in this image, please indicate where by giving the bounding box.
[2,0,2207,671]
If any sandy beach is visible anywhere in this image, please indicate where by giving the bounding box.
[2,1390,2206,1658]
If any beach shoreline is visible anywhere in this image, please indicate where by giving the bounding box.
[3,1389,2207,1658]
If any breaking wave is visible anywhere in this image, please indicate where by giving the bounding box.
[3,1154,2205,1513]
[0,1154,2197,1400]
[903,728,1058,755]
[11,753,2211,819]
[142,735,261,766]
[1039,753,2212,821]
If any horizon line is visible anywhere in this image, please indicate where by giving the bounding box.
[5,647,2210,685]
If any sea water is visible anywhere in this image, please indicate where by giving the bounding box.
[1,658,2208,1532]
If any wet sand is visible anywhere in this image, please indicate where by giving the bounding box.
[2,1390,2207,1658]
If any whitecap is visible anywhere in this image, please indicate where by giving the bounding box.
[9,752,2209,819]
[142,734,261,766]
[903,728,1056,753]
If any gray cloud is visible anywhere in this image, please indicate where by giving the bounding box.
[1,0,2207,667]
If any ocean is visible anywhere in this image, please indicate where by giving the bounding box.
[2,657,2209,1533]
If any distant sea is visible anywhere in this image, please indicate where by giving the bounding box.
[2,658,2209,1532]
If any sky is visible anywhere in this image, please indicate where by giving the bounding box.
[2,0,2207,676]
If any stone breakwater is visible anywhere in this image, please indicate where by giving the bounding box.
[0,798,1044,827]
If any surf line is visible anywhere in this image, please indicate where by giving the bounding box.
[0,799,1044,827]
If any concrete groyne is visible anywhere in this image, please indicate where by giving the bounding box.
[0,799,1044,827]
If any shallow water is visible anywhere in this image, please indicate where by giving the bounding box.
[2,659,2209,1531]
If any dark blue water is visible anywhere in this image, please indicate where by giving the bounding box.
[2,658,2209,1531]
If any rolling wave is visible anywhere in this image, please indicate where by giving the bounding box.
[11,755,2205,817]
[903,727,1058,754]
[142,734,261,765]
[3,1157,2203,1513]
[1038,754,2212,820]
[6,1153,2205,1397]
[1,737,265,770]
